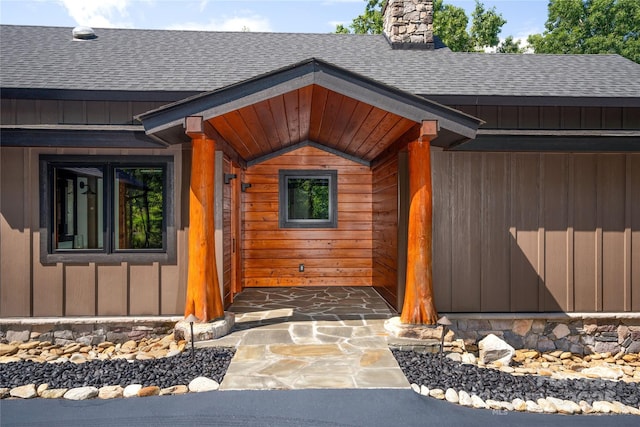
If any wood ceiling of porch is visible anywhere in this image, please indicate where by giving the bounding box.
[206,84,417,164]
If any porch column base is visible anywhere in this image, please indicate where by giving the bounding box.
[174,312,235,342]
[384,316,449,341]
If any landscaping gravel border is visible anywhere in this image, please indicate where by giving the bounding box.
[391,349,640,413]
[2,346,640,416]
[1,348,234,390]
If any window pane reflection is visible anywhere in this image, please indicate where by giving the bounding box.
[287,177,330,220]
[53,166,104,250]
[114,167,164,250]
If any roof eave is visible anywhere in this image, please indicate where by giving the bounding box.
[136,58,482,147]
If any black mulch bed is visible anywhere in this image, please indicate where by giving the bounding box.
[0,348,235,390]
[391,349,640,407]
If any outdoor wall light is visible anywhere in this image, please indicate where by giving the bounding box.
[224,173,237,184]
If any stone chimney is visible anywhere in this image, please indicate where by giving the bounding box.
[383,0,434,49]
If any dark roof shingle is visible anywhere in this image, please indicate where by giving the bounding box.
[2,25,640,100]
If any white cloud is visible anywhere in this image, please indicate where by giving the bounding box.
[59,0,134,28]
[198,0,210,13]
[168,14,272,32]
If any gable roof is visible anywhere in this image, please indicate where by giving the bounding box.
[136,58,482,159]
[2,25,640,106]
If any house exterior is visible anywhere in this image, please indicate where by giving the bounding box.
[1,0,640,332]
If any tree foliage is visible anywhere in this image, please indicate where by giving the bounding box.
[338,0,384,35]
[497,35,526,53]
[469,0,506,48]
[432,0,471,51]
[336,0,513,53]
[528,0,640,63]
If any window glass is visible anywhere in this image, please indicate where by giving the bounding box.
[53,166,104,250]
[287,177,330,220]
[279,170,337,228]
[45,158,169,260]
[114,167,164,250]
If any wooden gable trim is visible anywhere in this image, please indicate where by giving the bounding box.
[246,140,371,167]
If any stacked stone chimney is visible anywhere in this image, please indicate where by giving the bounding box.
[383,0,434,49]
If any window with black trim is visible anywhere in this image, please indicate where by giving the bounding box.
[40,156,174,262]
[279,170,337,228]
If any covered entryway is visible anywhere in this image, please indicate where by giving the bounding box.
[137,58,481,322]
[229,286,397,325]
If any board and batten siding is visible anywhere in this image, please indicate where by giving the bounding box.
[453,105,640,130]
[0,145,189,317]
[431,151,640,313]
[241,145,373,287]
[0,99,171,126]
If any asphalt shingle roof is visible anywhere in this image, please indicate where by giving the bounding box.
[2,25,640,99]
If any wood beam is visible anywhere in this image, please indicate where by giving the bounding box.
[186,115,246,168]
[184,116,224,322]
[400,120,439,325]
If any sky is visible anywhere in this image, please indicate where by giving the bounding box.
[0,0,549,45]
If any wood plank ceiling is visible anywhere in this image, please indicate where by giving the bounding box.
[206,84,417,164]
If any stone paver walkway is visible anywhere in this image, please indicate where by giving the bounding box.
[198,287,420,390]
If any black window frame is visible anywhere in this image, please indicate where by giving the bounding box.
[278,169,338,229]
[40,155,175,264]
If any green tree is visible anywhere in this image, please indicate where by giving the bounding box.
[336,0,510,53]
[528,0,640,63]
[433,0,472,51]
[497,35,525,53]
[470,0,506,49]
[335,24,351,34]
[338,0,384,35]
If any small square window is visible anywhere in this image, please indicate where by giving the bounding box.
[279,170,337,228]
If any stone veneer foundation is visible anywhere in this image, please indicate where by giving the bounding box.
[0,317,182,346]
[2,313,639,356]
[445,314,640,355]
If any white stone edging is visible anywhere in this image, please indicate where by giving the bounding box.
[410,383,640,415]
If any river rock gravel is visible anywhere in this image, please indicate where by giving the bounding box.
[0,348,234,390]
[391,349,640,408]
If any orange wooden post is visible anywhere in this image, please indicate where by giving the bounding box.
[184,117,224,322]
[400,120,439,325]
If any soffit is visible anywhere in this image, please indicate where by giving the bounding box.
[137,58,482,163]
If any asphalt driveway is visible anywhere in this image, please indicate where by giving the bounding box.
[1,389,637,427]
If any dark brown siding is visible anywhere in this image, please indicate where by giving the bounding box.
[0,148,32,316]
[631,156,640,311]
[451,153,482,311]
[480,153,511,311]
[431,150,453,311]
[1,99,168,125]
[242,145,373,287]
[372,154,399,308]
[453,106,640,130]
[431,152,640,313]
[0,145,187,317]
